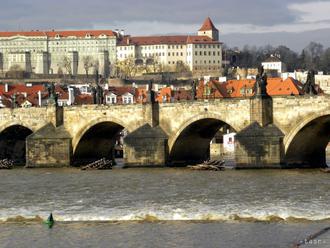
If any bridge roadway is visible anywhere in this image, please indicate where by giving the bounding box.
[0,94,329,168]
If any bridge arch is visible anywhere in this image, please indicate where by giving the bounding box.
[284,110,330,167]
[0,124,33,165]
[168,112,239,165]
[72,116,137,153]
[72,116,139,165]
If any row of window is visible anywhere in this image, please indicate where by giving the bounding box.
[194,60,221,65]
[194,66,221,71]
[195,51,220,56]
[105,95,134,104]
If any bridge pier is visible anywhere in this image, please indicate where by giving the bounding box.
[235,96,285,168]
[123,99,168,167]
[26,106,72,168]
[124,124,168,167]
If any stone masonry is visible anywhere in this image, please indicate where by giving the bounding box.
[0,95,330,168]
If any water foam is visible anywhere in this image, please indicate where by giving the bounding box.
[1,207,330,223]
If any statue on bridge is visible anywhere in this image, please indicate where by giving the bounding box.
[255,66,268,97]
[92,68,104,104]
[303,70,318,95]
[147,80,156,103]
[191,80,197,100]
[47,83,58,106]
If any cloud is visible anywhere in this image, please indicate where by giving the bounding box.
[0,0,325,30]
[0,0,330,48]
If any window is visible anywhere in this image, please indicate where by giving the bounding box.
[123,94,133,104]
[106,94,117,104]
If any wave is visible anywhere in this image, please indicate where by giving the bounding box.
[1,213,330,224]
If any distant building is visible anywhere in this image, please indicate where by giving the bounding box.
[116,17,222,76]
[0,30,117,76]
[262,55,287,75]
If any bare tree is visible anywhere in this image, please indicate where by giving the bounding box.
[175,61,190,73]
[82,55,94,77]
[59,56,72,75]
[115,58,137,78]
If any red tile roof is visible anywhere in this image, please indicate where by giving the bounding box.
[197,77,305,99]
[199,17,218,32]
[74,95,93,105]
[0,84,46,96]
[45,30,116,38]
[0,30,116,38]
[118,35,220,46]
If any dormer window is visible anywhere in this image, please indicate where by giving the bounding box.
[85,33,91,38]
[55,34,60,39]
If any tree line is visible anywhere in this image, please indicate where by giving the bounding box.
[225,42,330,73]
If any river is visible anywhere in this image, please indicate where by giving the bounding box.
[0,168,329,247]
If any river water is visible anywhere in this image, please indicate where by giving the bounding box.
[0,168,329,247]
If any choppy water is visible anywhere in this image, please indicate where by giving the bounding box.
[0,168,329,247]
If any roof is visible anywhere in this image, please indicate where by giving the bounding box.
[197,77,305,98]
[106,86,136,96]
[199,17,218,32]
[118,35,220,46]
[0,84,46,96]
[263,56,282,63]
[0,30,116,38]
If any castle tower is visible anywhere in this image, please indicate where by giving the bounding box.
[198,17,219,41]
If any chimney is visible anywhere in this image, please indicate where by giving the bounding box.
[38,90,42,106]
[5,83,9,93]
[104,83,109,90]
[127,38,130,45]
[23,92,27,98]
[154,84,159,92]
[120,29,125,36]
[132,82,136,88]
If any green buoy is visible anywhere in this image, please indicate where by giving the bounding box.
[44,213,55,228]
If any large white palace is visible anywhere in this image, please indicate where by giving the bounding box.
[0,17,222,77]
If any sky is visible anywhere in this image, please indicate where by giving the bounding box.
[1,0,330,50]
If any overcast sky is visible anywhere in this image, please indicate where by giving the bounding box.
[1,0,330,49]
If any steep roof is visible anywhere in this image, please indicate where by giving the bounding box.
[199,17,218,32]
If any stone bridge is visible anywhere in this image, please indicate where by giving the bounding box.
[0,94,330,168]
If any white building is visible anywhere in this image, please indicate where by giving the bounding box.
[0,17,222,77]
[262,55,287,75]
[0,30,117,76]
[116,17,222,76]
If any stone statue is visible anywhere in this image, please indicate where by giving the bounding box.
[303,70,318,95]
[255,66,268,97]
[92,87,97,104]
[48,83,56,99]
[47,83,58,106]
[148,80,156,103]
[12,94,16,108]
[96,83,104,104]
[191,80,197,100]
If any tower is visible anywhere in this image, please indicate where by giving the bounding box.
[198,17,219,41]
